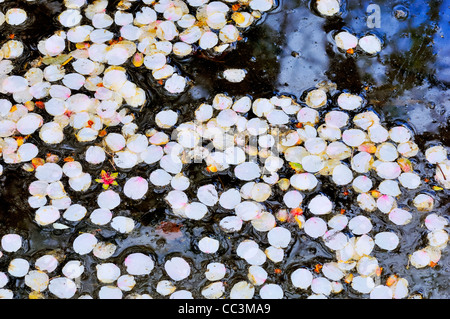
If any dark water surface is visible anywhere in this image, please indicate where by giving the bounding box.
[0,0,448,299]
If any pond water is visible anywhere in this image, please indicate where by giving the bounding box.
[0,0,448,299]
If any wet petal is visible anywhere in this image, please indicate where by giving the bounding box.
[260,283,283,299]
[370,285,393,299]
[311,277,332,296]
[304,217,327,238]
[359,35,382,54]
[375,232,399,251]
[388,208,412,225]
[197,184,219,206]
[124,176,148,200]
[124,253,154,275]
[348,216,373,235]
[234,162,261,181]
[165,257,190,281]
[97,190,121,210]
[308,194,332,215]
[1,234,22,253]
[425,213,448,231]
[315,0,340,16]
[205,262,226,281]
[351,275,375,294]
[198,237,220,254]
[96,263,121,283]
[49,277,77,299]
[230,281,255,299]
[73,233,97,255]
[268,227,291,248]
[291,268,313,289]
[111,216,135,233]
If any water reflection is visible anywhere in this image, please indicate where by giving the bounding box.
[255,0,449,298]
[261,0,449,145]
[0,0,448,299]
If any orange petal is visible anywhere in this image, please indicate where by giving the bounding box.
[290,208,303,216]
[15,136,25,146]
[376,266,383,276]
[32,158,45,168]
[344,273,353,284]
[386,275,398,286]
[294,215,303,228]
[314,264,322,273]
[358,143,377,153]
[371,190,381,198]
[397,158,412,172]
[132,53,144,67]
[24,101,35,111]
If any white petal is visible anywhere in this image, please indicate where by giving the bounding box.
[219,189,241,209]
[198,237,220,254]
[197,184,219,206]
[97,190,121,210]
[234,162,261,181]
[351,275,375,294]
[304,217,327,238]
[1,234,22,252]
[124,176,148,200]
[35,206,60,226]
[111,216,135,233]
[205,262,226,281]
[219,216,243,232]
[230,281,255,299]
[374,232,399,251]
[308,194,332,215]
[267,227,291,248]
[370,285,393,299]
[388,208,412,225]
[348,216,373,235]
[316,0,340,16]
[89,208,112,225]
[359,35,382,54]
[124,253,154,275]
[63,204,87,221]
[311,277,332,295]
[96,263,121,283]
[49,277,77,299]
[164,257,190,281]
[291,268,313,289]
